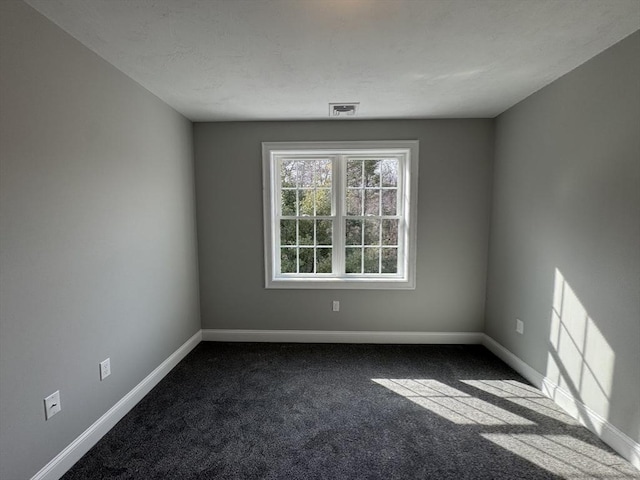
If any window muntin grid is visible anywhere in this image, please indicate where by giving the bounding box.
[277,158,334,275]
[344,157,401,275]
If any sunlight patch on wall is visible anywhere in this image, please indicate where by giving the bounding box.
[547,268,615,421]
[462,380,576,424]
[372,379,535,426]
[481,434,636,479]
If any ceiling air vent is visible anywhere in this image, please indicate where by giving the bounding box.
[329,102,359,117]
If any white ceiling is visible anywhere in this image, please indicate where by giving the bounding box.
[25,0,640,121]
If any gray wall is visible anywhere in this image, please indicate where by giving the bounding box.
[194,120,494,332]
[0,2,201,479]
[485,31,640,443]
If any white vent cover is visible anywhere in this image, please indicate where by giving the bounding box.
[329,103,359,117]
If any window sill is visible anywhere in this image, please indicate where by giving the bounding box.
[265,276,416,290]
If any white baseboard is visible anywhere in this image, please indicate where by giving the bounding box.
[201,329,484,344]
[482,334,640,470]
[31,330,202,480]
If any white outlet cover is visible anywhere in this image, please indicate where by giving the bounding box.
[44,390,61,420]
[332,301,340,312]
[516,319,524,334]
[100,358,111,380]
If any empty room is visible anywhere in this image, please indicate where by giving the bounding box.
[1,0,639,479]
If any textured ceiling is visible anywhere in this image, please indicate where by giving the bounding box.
[25,0,640,121]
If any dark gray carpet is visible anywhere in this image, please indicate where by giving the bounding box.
[62,343,639,479]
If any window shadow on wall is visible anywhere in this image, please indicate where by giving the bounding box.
[544,268,615,435]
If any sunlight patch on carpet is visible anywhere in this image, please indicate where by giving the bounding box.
[372,379,535,426]
[461,379,576,424]
[481,434,638,479]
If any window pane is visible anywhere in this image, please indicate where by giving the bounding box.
[381,189,397,215]
[316,160,332,187]
[316,248,332,273]
[316,188,331,215]
[381,248,398,273]
[299,248,314,273]
[381,159,398,187]
[364,160,380,187]
[364,247,380,273]
[364,189,380,215]
[281,248,297,273]
[364,219,380,246]
[281,160,297,188]
[347,159,362,187]
[299,189,313,216]
[298,161,314,187]
[280,220,296,245]
[345,219,362,245]
[298,219,314,245]
[346,189,362,216]
[345,247,362,273]
[281,190,296,216]
[316,220,332,246]
[382,219,398,246]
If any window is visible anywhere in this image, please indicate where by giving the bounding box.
[262,141,418,289]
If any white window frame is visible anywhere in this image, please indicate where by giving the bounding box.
[262,140,418,289]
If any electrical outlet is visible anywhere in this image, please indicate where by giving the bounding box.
[332,300,340,312]
[516,319,524,335]
[100,358,111,381]
[44,390,61,420]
